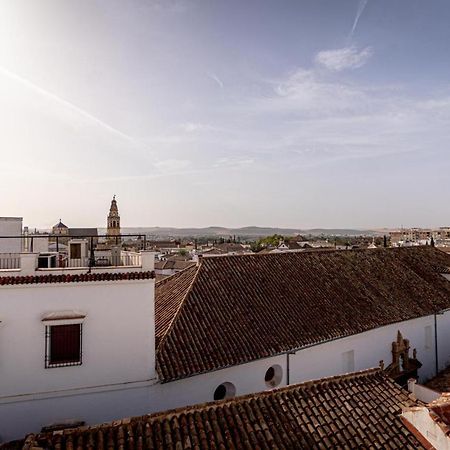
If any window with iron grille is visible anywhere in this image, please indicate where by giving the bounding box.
[45,324,82,368]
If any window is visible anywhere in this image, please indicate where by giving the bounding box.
[213,382,236,400]
[425,325,432,350]
[265,364,283,388]
[342,350,355,373]
[70,243,81,259]
[45,324,82,368]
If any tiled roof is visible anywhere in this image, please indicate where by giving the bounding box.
[155,265,198,346]
[0,271,155,286]
[428,394,450,430]
[53,221,68,229]
[154,259,196,271]
[156,247,450,382]
[12,369,424,450]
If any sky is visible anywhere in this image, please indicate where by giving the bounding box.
[1,0,450,229]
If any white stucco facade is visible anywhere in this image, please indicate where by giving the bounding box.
[0,278,155,441]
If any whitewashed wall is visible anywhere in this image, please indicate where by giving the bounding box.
[288,314,439,385]
[0,384,153,443]
[437,309,450,371]
[0,279,155,441]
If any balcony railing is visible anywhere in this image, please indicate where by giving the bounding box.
[0,234,155,275]
[60,252,141,269]
[0,254,21,270]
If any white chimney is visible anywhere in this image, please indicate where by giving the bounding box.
[140,251,155,271]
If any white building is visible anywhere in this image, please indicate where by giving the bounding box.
[2,246,450,441]
[0,251,156,440]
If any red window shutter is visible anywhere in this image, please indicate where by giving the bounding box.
[50,324,81,365]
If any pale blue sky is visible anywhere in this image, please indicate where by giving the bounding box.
[1,0,449,228]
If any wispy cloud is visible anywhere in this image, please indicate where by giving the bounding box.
[149,0,195,13]
[180,122,215,133]
[154,158,192,174]
[315,46,372,71]
[349,0,369,39]
[264,68,371,118]
[0,66,136,144]
[207,72,224,88]
[214,157,254,168]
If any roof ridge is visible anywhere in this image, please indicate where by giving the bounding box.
[156,263,201,353]
[200,245,436,261]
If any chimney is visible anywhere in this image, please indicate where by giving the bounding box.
[140,251,155,271]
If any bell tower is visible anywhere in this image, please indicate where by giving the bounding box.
[107,195,121,244]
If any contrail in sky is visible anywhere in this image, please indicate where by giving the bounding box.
[349,0,368,39]
[0,66,136,144]
[207,71,224,89]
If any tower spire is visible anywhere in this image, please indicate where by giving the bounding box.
[106,195,121,245]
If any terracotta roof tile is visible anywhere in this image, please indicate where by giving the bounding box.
[428,394,450,431]
[425,365,450,392]
[0,271,155,286]
[156,247,450,382]
[155,259,196,271]
[155,265,198,346]
[12,369,425,450]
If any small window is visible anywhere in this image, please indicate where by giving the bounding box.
[265,364,283,388]
[213,382,236,401]
[45,324,82,368]
[70,243,82,259]
[425,325,432,350]
[342,350,355,373]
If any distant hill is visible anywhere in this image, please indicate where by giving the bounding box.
[98,226,381,238]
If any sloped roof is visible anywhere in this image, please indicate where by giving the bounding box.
[154,259,195,271]
[53,220,68,229]
[14,369,424,450]
[427,394,450,431]
[155,265,198,346]
[156,247,450,382]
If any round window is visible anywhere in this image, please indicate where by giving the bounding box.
[265,367,275,382]
[213,382,236,400]
[265,365,283,388]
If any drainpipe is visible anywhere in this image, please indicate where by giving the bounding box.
[286,353,290,385]
[434,311,444,376]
